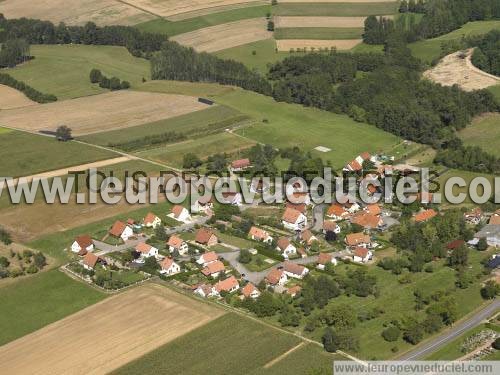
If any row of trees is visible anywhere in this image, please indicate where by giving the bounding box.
[89,69,130,90]
[0,38,30,68]
[471,29,500,76]
[0,73,57,103]
[434,143,500,173]
[399,0,426,13]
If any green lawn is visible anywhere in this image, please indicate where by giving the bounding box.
[113,313,307,375]
[438,169,496,207]
[7,45,151,100]
[488,84,500,102]
[78,105,246,147]
[136,5,270,36]
[458,113,500,155]
[0,129,116,178]
[136,132,256,167]
[245,253,278,272]
[409,20,500,63]
[0,269,106,346]
[274,2,397,16]
[215,231,256,249]
[274,27,364,40]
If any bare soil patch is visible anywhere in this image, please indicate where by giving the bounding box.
[0,0,154,26]
[0,284,224,375]
[276,39,362,51]
[0,91,209,136]
[423,49,500,91]
[275,15,392,28]
[172,18,272,52]
[0,84,37,110]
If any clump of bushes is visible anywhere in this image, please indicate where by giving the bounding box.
[0,73,57,103]
[89,69,130,91]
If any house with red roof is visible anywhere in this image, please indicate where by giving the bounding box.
[300,230,318,246]
[191,196,214,214]
[281,207,307,231]
[414,209,438,223]
[195,228,218,247]
[323,220,341,234]
[143,212,161,228]
[241,283,260,299]
[197,251,218,266]
[283,261,309,279]
[345,232,372,249]
[82,252,104,270]
[168,205,192,223]
[248,226,273,244]
[317,252,337,270]
[265,268,288,286]
[230,158,251,172]
[352,247,373,263]
[160,258,181,275]
[276,237,297,259]
[351,212,383,230]
[71,235,94,256]
[135,242,159,260]
[109,221,134,241]
[201,260,225,278]
[167,235,188,255]
[326,203,350,221]
[220,192,243,206]
[194,284,216,298]
[214,276,239,295]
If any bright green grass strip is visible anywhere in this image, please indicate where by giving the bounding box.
[458,113,500,156]
[274,2,398,17]
[274,27,363,40]
[0,127,13,134]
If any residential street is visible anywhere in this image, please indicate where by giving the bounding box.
[397,298,500,360]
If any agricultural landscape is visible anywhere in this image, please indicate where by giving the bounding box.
[0,1,499,374]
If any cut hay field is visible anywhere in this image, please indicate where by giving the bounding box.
[0,129,116,178]
[137,132,257,167]
[113,312,337,375]
[0,0,154,26]
[409,20,500,63]
[275,15,387,28]
[0,284,224,375]
[7,44,151,100]
[274,27,363,40]
[274,2,397,16]
[135,4,270,36]
[0,84,36,109]
[0,270,106,346]
[0,91,209,136]
[276,38,362,51]
[79,105,245,147]
[171,18,272,52]
[458,113,500,155]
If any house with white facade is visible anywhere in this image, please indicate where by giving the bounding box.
[109,221,134,242]
[283,261,309,279]
[71,235,94,256]
[317,252,338,270]
[167,235,189,255]
[248,226,273,244]
[143,212,162,228]
[265,268,288,286]
[281,207,307,231]
[352,247,373,263]
[168,205,192,223]
[135,242,159,260]
[276,237,297,259]
[160,258,181,275]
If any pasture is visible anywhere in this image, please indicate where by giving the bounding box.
[7,44,151,99]
[274,27,363,40]
[136,4,270,36]
[0,0,154,26]
[459,113,500,155]
[275,15,386,28]
[171,18,272,52]
[274,2,397,16]
[0,270,106,346]
[276,39,362,51]
[0,91,209,136]
[0,84,36,109]
[0,129,116,178]
[0,284,223,375]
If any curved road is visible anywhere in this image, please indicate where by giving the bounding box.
[398,298,500,360]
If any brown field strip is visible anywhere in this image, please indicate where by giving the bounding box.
[275,15,393,28]
[172,18,272,52]
[121,0,262,18]
[0,284,224,375]
[0,91,210,136]
[0,0,154,26]
[424,49,500,91]
[0,84,37,110]
[276,39,362,51]
[166,1,269,21]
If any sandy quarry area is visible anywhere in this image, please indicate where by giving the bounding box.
[0,90,209,136]
[172,18,273,52]
[276,39,362,51]
[275,15,392,28]
[424,49,500,91]
[0,284,224,375]
[0,0,154,26]
[0,84,37,110]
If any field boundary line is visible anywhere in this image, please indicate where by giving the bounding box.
[263,342,305,368]
[114,0,163,19]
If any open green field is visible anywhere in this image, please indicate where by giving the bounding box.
[78,105,246,147]
[274,27,363,40]
[426,322,500,360]
[409,20,500,63]
[7,45,151,100]
[137,81,401,168]
[488,84,500,102]
[438,169,496,207]
[137,132,256,167]
[458,113,500,155]
[136,4,270,36]
[113,312,337,375]
[274,2,397,16]
[0,129,116,178]
[0,269,105,346]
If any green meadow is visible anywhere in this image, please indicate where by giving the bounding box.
[459,113,500,155]
[274,27,364,40]
[274,2,398,16]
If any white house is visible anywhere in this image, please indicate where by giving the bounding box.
[248,226,273,244]
[194,284,216,298]
[71,235,94,255]
[167,235,189,256]
[214,276,239,295]
[326,204,350,221]
[300,230,318,246]
[474,225,500,248]
[191,196,213,214]
[241,283,260,299]
[160,258,181,275]
[82,252,103,270]
[143,212,162,228]
[230,158,251,172]
[352,247,373,263]
[276,237,297,259]
[109,221,134,241]
[201,260,225,278]
[266,268,288,286]
[135,242,159,260]
[345,232,372,249]
[197,251,218,266]
[221,192,243,206]
[317,252,337,270]
[281,207,307,231]
[168,205,192,223]
[322,220,341,234]
[283,261,309,279]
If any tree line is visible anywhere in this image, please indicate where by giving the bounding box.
[0,73,57,103]
[89,69,130,90]
[0,38,31,68]
[471,29,500,76]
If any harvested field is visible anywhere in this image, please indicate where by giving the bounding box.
[122,0,261,18]
[423,49,500,91]
[0,0,154,26]
[280,0,395,2]
[0,85,37,110]
[0,284,224,375]
[274,27,363,40]
[167,1,268,21]
[275,15,392,28]
[0,91,209,136]
[172,18,272,52]
[276,39,362,51]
